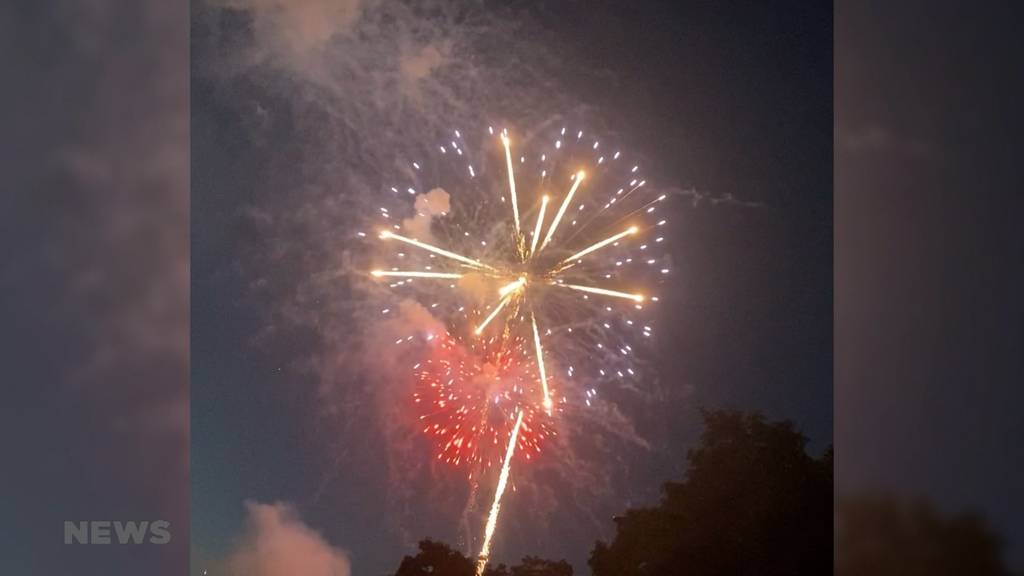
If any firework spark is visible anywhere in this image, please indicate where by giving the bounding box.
[531,312,552,414]
[539,171,585,253]
[557,283,644,302]
[476,409,524,576]
[379,230,496,271]
[413,334,552,469]
[371,270,465,279]
[475,293,514,335]
[528,195,550,256]
[501,134,522,241]
[559,225,638,267]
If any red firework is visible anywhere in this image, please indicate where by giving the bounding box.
[413,333,555,470]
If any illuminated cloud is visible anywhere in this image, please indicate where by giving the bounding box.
[223,502,352,576]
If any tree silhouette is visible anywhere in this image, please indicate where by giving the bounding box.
[393,540,573,576]
[394,539,475,576]
[508,556,574,576]
[589,409,833,575]
[392,411,1020,576]
[838,494,1009,576]
[392,411,1022,576]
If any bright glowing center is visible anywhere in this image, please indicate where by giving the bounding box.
[498,276,527,297]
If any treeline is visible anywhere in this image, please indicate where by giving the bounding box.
[392,410,1015,576]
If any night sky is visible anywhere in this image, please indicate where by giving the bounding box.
[837,1,1024,568]
[3,2,189,575]
[192,1,830,574]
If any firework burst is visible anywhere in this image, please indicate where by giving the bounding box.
[413,332,554,471]
[365,123,670,566]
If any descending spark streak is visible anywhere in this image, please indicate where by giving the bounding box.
[476,410,525,576]
[560,226,639,265]
[539,171,585,252]
[371,270,464,279]
[501,135,521,237]
[531,312,553,413]
[559,283,644,302]
[475,293,514,335]
[379,231,495,270]
[528,195,550,257]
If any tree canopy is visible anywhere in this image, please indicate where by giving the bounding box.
[393,409,1017,576]
[394,539,477,576]
[589,409,833,575]
[393,540,573,576]
[837,494,1009,576]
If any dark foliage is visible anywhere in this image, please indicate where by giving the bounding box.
[394,411,1017,576]
[394,539,476,576]
[506,556,574,576]
[393,540,573,576]
[589,409,833,575]
[838,494,1009,576]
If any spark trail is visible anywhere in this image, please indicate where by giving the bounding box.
[476,410,524,576]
